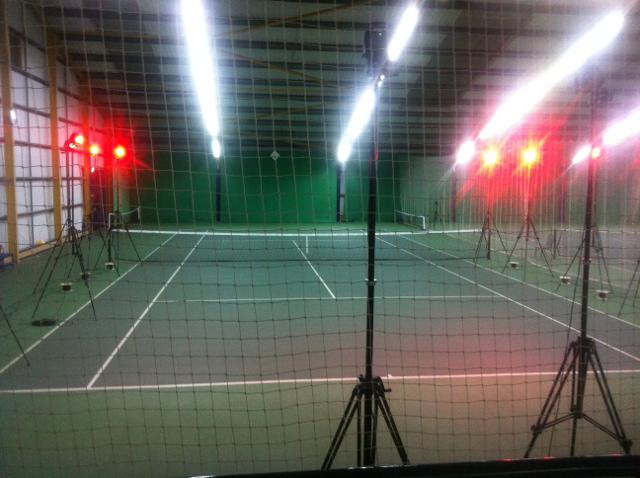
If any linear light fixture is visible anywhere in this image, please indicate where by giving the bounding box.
[182,0,221,152]
[456,140,475,164]
[572,144,592,164]
[603,107,640,146]
[337,3,420,162]
[479,11,624,140]
[346,87,376,142]
[387,3,420,62]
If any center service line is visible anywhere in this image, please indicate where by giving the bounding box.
[293,240,336,299]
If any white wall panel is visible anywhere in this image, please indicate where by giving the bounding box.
[31,147,52,178]
[32,213,52,243]
[30,181,48,209]
[25,44,47,81]
[13,146,28,176]
[10,72,27,102]
[17,218,33,248]
[4,2,103,255]
[27,77,49,110]
[12,112,29,142]
[15,182,31,214]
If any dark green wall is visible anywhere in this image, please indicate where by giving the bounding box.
[132,150,396,227]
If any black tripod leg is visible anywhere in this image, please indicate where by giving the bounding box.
[502,221,527,273]
[31,237,69,319]
[556,233,588,292]
[67,228,97,319]
[619,260,640,315]
[525,343,578,458]
[78,253,98,319]
[105,228,121,275]
[474,215,490,264]
[374,381,410,464]
[593,228,613,293]
[586,343,632,453]
[124,225,143,264]
[527,220,553,276]
[322,385,361,470]
[33,226,68,293]
[93,230,108,269]
[1,302,30,366]
[490,214,508,259]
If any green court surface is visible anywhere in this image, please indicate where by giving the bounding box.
[1,224,639,477]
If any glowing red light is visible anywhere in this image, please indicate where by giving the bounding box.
[484,149,498,166]
[89,144,100,155]
[114,146,126,159]
[523,147,537,164]
[65,132,85,151]
[591,146,601,158]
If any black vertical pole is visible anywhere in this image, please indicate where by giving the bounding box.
[451,166,457,223]
[572,84,598,453]
[337,162,342,222]
[363,79,380,467]
[66,150,73,228]
[216,158,221,222]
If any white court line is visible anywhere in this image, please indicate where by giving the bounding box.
[466,235,640,330]
[86,233,207,389]
[125,229,480,237]
[3,369,640,394]
[293,240,336,298]
[155,295,496,303]
[0,233,180,376]
[392,235,640,363]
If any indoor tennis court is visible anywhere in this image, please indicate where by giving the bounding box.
[1,1,640,477]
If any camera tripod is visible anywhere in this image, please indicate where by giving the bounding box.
[94,211,143,274]
[525,78,631,457]
[474,208,507,263]
[32,217,97,320]
[322,60,408,469]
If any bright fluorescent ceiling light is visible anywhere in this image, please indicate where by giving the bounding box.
[388,4,420,62]
[479,11,624,140]
[346,87,376,141]
[572,144,591,164]
[456,140,475,164]
[337,138,351,163]
[182,0,220,138]
[603,107,640,146]
[212,138,221,158]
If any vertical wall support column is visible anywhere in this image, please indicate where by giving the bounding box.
[0,3,20,262]
[46,30,63,242]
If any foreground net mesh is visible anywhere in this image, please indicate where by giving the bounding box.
[1,1,640,477]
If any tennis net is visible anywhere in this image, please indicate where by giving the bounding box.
[104,228,479,264]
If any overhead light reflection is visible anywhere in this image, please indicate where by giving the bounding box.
[182,0,221,139]
[603,107,640,146]
[479,11,624,140]
[388,4,419,62]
